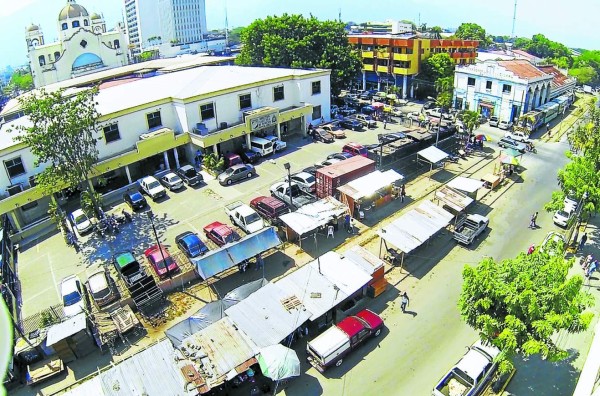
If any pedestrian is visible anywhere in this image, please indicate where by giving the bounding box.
[344,213,351,233]
[586,260,598,279]
[283,124,288,136]
[401,292,409,313]
[383,119,387,129]
[527,244,535,255]
[529,212,538,229]
[580,233,588,250]
[532,211,538,227]
[327,224,335,239]
[255,254,264,271]
[400,184,406,202]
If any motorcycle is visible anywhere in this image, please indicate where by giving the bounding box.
[107,215,120,234]
[121,209,133,223]
[96,221,108,238]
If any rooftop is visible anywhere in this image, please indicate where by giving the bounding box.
[497,60,550,80]
[538,65,576,88]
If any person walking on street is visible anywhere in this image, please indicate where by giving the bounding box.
[401,292,410,313]
[344,214,351,233]
[400,184,406,202]
[383,119,387,129]
[529,212,538,229]
[255,254,264,271]
[580,233,588,251]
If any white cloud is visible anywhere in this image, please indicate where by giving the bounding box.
[0,0,36,17]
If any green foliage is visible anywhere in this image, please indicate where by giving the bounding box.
[434,76,454,109]
[80,189,103,218]
[454,23,490,46]
[459,110,481,134]
[47,200,66,232]
[11,87,101,209]
[459,252,594,373]
[2,69,34,95]
[235,14,362,96]
[569,67,599,86]
[202,153,224,174]
[40,310,59,327]
[421,53,454,82]
[228,27,244,45]
[139,51,157,62]
[512,34,573,67]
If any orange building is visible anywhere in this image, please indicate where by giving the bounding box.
[348,33,478,98]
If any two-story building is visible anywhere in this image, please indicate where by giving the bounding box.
[348,33,478,97]
[0,65,330,234]
[453,60,555,122]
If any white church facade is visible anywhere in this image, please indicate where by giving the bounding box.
[26,0,128,88]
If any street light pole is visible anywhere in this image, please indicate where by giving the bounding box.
[284,162,293,207]
[147,210,171,279]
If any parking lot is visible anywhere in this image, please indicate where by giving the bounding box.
[17,100,431,317]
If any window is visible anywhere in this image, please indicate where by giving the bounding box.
[103,124,120,143]
[4,157,25,179]
[312,105,322,120]
[147,111,162,129]
[84,19,89,26]
[200,103,215,120]
[38,55,45,66]
[467,77,475,86]
[80,39,87,48]
[72,21,80,28]
[273,86,284,101]
[312,81,321,95]
[114,39,120,49]
[406,47,413,54]
[61,23,68,30]
[486,81,492,90]
[54,51,61,61]
[503,84,512,93]
[239,94,251,110]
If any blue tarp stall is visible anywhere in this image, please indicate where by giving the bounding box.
[191,227,282,279]
[165,278,267,347]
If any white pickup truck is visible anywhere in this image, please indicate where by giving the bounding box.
[139,176,167,201]
[224,201,264,234]
[433,340,500,396]
[453,214,489,245]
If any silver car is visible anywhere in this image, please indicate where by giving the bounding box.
[218,164,255,186]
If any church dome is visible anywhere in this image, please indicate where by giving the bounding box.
[27,24,40,32]
[58,2,89,21]
[90,13,101,20]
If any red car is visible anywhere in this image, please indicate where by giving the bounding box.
[144,244,179,278]
[203,221,241,247]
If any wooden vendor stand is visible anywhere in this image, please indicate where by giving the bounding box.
[481,173,501,190]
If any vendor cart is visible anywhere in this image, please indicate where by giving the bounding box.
[481,173,501,190]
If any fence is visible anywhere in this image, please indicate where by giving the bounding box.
[20,304,66,336]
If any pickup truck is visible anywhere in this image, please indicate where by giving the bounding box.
[307,309,383,372]
[224,201,264,234]
[112,251,163,312]
[270,181,315,209]
[433,340,500,396]
[354,114,377,128]
[454,214,489,245]
[139,176,167,200]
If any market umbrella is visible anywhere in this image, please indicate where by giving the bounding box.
[500,153,519,165]
[504,148,521,158]
[475,134,492,141]
[257,344,301,381]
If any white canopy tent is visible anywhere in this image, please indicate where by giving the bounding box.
[447,176,485,195]
[337,170,404,201]
[418,146,449,164]
[279,196,348,242]
[434,185,474,214]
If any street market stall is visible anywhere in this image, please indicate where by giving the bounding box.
[378,200,454,268]
[447,176,485,200]
[481,173,502,190]
[417,145,450,176]
[337,170,404,217]
[343,245,388,298]
[434,185,474,215]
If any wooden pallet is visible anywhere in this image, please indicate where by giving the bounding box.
[281,295,302,311]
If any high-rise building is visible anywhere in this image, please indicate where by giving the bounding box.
[124,0,208,57]
[26,0,127,87]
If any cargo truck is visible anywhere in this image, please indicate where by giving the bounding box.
[315,156,376,198]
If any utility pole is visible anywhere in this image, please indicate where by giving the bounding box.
[511,0,518,39]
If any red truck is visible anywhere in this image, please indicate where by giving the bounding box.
[306,309,384,372]
[315,155,375,198]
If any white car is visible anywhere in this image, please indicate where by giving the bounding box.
[69,209,93,235]
[87,269,117,308]
[264,135,287,152]
[498,120,513,130]
[286,171,316,194]
[315,158,341,169]
[408,112,424,122]
[504,130,531,143]
[552,209,571,227]
[140,176,167,200]
[61,275,85,317]
[564,195,578,211]
[161,172,184,191]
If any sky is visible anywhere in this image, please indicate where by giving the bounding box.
[0,0,598,67]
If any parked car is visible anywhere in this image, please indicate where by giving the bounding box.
[378,132,406,144]
[338,106,357,116]
[139,176,167,200]
[498,120,513,130]
[302,166,317,176]
[144,244,179,278]
[160,172,184,191]
[408,112,423,122]
[113,251,145,285]
[423,101,436,110]
[361,105,376,115]
[498,137,526,153]
[315,158,342,169]
[224,201,265,234]
[240,150,261,164]
[270,181,315,208]
[176,165,202,186]
[218,164,255,186]
[264,135,287,152]
[175,231,209,258]
[203,221,241,246]
[552,209,572,228]
[321,123,346,139]
[86,269,117,308]
[339,118,363,131]
[343,142,368,157]
[540,231,566,256]
[564,195,579,211]
[69,209,93,235]
[313,128,335,143]
[327,152,354,161]
[250,196,290,224]
[286,171,316,193]
[355,114,377,128]
[123,190,147,211]
[489,116,499,127]
[504,130,531,143]
[223,153,244,168]
[60,275,85,317]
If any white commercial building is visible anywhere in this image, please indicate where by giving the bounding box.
[453,60,554,123]
[0,65,330,233]
[123,0,209,57]
[26,0,128,88]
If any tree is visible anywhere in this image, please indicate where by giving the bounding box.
[568,105,600,162]
[434,76,454,109]
[11,87,102,214]
[458,110,480,134]
[421,53,454,81]
[202,153,224,174]
[455,23,487,42]
[3,69,33,96]
[236,14,362,96]
[228,27,244,45]
[459,249,594,373]
[569,67,599,86]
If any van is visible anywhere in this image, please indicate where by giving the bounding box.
[249,196,290,224]
[249,136,274,157]
[343,143,368,157]
[223,153,243,168]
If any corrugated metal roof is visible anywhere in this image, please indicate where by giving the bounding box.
[180,317,258,380]
[225,283,312,349]
[343,246,384,275]
[275,262,349,320]
[538,65,575,88]
[337,170,404,200]
[279,197,348,236]
[497,60,549,80]
[309,252,371,296]
[63,339,191,396]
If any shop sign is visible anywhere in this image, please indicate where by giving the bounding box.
[248,112,277,132]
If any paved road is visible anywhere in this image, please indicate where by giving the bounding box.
[282,125,597,395]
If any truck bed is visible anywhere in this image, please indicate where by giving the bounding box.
[435,370,473,396]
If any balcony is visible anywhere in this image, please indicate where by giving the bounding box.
[375,50,389,58]
[377,65,390,73]
[393,67,412,75]
[363,64,374,71]
[362,51,373,58]
[393,53,412,61]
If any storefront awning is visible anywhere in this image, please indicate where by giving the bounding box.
[337,170,404,201]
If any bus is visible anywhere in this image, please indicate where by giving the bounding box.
[537,102,560,123]
[517,111,544,132]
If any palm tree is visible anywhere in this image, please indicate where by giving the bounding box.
[202,153,224,174]
[461,110,481,135]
